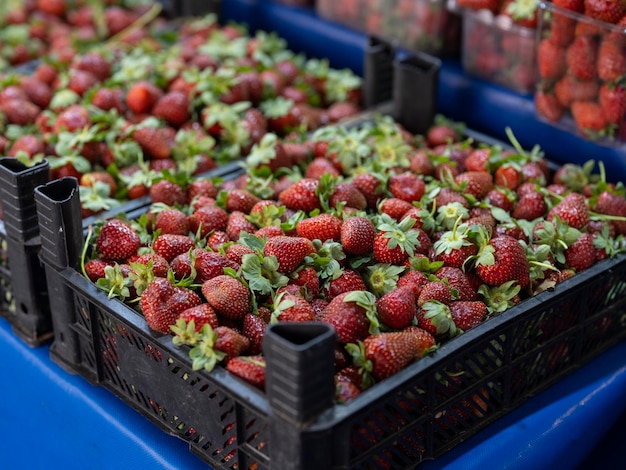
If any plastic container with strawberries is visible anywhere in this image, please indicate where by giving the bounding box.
[535,1,626,144]
[315,0,461,56]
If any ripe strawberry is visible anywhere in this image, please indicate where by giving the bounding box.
[226,211,257,241]
[433,221,478,269]
[417,281,453,307]
[272,292,316,323]
[0,99,40,125]
[547,192,590,229]
[151,91,191,128]
[341,215,377,255]
[563,232,596,271]
[202,275,252,321]
[323,269,367,300]
[152,234,195,263]
[153,208,190,236]
[594,190,626,234]
[352,172,384,209]
[388,172,426,203]
[67,70,99,96]
[242,313,268,355]
[20,77,52,109]
[305,157,341,179]
[597,37,626,83]
[73,52,112,82]
[396,270,429,298]
[599,83,626,125]
[373,217,421,264]
[494,165,523,191]
[571,101,608,138]
[84,258,114,282]
[215,326,250,362]
[97,219,141,261]
[140,278,202,333]
[409,150,435,176]
[126,80,163,114]
[537,39,567,80]
[475,235,531,288]
[566,35,598,81]
[534,91,565,123]
[226,355,266,390]
[188,205,229,238]
[449,300,488,332]
[132,253,170,278]
[289,265,320,299]
[263,235,315,273]
[6,134,45,158]
[134,126,176,160]
[207,231,230,250]
[193,250,240,283]
[455,171,494,199]
[554,74,599,109]
[278,178,321,212]
[329,182,368,211]
[379,198,414,221]
[416,300,457,338]
[347,331,421,382]
[178,303,219,330]
[376,286,417,329]
[584,0,626,23]
[435,266,479,301]
[322,290,378,344]
[455,0,500,11]
[226,189,261,214]
[512,191,547,220]
[296,213,343,242]
[150,179,187,207]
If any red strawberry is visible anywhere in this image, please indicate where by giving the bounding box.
[455,171,494,199]
[296,213,343,242]
[188,205,229,238]
[554,74,599,108]
[289,265,320,299]
[134,126,176,160]
[6,134,45,158]
[140,278,202,333]
[403,325,437,358]
[352,172,384,209]
[215,326,250,362]
[584,0,626,23]
[597,37,626,83]
[272,292,316,323]
[376,286,417,330]
[154,208,190,235]
[564,232,596,271]
[566,35,598,81]
[178,303,219,330]
[242,313,268,355]
[449,300,488,332]
[329,182,367,211]
[226,211,256,241]
[417,281,453,307]
[226,355,266,390]
[278,178,321,212]
[323,269,367,300]
[340,215,377,255]
[202,275,252,321]
[84,258,114,282]
[153,234,195,263]
[126,80,163,114]
[97,219,141,261]
[322,290,378,344]
[73,52,112,82]
[151,91,191,128]
[599,83,626,125]
[475,235,531,288]
[305,157,341,179]
[416,300,458,338]
[0,99,40,125]
[594,190,626,234]
[547,192,590,229]
[571,101,608,138]
[537,39,567,80]
[132,253,170,278]
[388,172,426,203]
[379,198,414,221]
[347,331,421,382]
[512,191,547,220]
[373,217,421,264]
[20,77,52,109]
[534,91,565,123]
[263,235,315,273]
[494,165,522,191]
[226,189,261,214]
[149,179,186,206]
[435,266,479,301]
[396,270,429,298]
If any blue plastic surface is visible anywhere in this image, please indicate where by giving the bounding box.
[221,0,626,182]
[1,314,625,468]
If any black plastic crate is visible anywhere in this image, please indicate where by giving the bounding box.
[34,163,626,468]
[161,0,221,17]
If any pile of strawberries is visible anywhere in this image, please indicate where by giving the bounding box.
[82,114,626,400]
[535,0,626,141]
[0,4,362,218]
[456,0,539,93]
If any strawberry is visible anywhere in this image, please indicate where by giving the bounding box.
[323,269,367,300]
[433,220,478,269]
[0,99,40,126]
[20,77,52,109]
[152,234,195,263]
[340,215,377,255]
[571,101,608,138]
[547,192,590,229]
[455,0,501,11]
[554,74,599,108]
[397,270,429,298]
[178,303,219,331]
[296,213,343,242]
[564,232,596,271]
[154,208,190,236]
[534,91,565,123]
[226,211,257,240]
[73,52,112,82]
[226,355,266,390]
[566,35,598,81]
[126,80,163,114]
[226,189,261,214]
[134,126,177,160]
[6,134,45,158]
[416,300,458,338]
[346,331,421,382]
[352,172,384,209]
[512,191,547,220]
[289,265,320,299]
[403,325,437,358]
[388,172,426,203]
[584,0,626,23]
[214,326,250,362]
[594,190,626,234]
[278,178,321,212]
[475,235,531,288]
[409,150,435,176]
[97,219,141,261]
[263,235,315,273]
[202,275,252,321]
[242,313,267,355]
[494,165,523,191]
[188,205,229,238]
[149,179,187,207]
[449,300,488,332]
[435,266,479,301]
[140,278,202,333]
[599,83,626,125]
[322,290,378,344]
[417,281,453,307]
[597,37,626,83]
[272,291,316,323]
[537,39,567,80]
[379,198,414,221]
[373,217,421,264]
[455,171,494,199]
[84,258,114,282]
[152,91,192,128]
[376,286,417,329]
[132,253,170,278]
[192,250,239,283]
[329,182,368,211]
[67,70,99,97]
